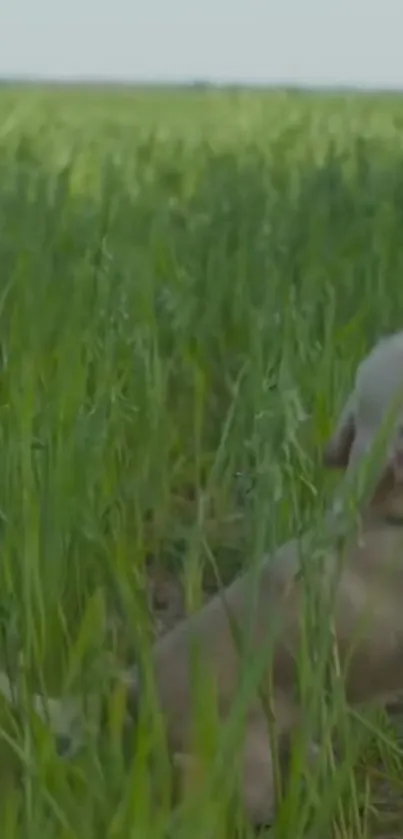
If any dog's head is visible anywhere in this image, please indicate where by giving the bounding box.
[324,332,403,517]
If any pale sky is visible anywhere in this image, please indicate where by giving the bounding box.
[1,0,403,88]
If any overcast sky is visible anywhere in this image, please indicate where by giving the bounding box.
[1,0,403,88]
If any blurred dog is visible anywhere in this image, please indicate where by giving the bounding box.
[124,331,403,823]
[3,331,403,826]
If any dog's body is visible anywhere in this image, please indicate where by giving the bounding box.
[148,518,403,721]
[130,517,403,822]
[3,331,403,825]
[126,331,403,822]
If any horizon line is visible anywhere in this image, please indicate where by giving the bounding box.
[1,75,403,95]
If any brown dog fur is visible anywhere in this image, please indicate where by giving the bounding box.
[125,331,403,823]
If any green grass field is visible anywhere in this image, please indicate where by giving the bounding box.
[0,84,402,837]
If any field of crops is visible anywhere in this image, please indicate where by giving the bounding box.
[0,84,402,837]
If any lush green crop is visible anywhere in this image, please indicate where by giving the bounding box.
[0,84,401,837]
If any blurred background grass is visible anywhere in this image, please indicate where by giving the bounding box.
[0,85,402,836]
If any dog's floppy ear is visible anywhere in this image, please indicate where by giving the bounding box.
[323,391,356,469]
